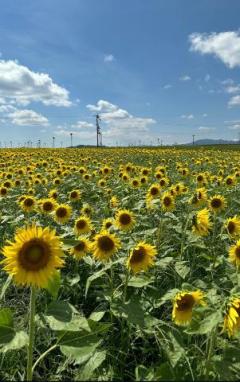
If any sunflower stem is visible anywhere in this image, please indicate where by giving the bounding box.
[123,270,130,304]
[205,329,215,380]
[27,286,37,381]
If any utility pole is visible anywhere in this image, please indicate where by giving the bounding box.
[192,134,195,145]
[70,132,73,148]
[238,132,240,144]
[52,136,55,148]
[96,114,102,147]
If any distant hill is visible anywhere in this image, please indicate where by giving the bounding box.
[185,139,239,146]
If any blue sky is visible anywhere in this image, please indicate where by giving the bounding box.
[0,0,240,146]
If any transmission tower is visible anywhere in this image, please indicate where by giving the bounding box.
[96,114,102,147]
[192,134,195,145]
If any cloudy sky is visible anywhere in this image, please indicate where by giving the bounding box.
[0,0,240,146]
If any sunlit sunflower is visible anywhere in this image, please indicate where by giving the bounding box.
[223,297,240,337]
[48,189,58,200]
[161,192,175,212]
[70,238,91,260]
[39,198,57,214]
[172,290,205,326]
[147,184,161,200]
[1,225,64,288]
[54,204,72,224]
[209,195,226,213]
[74,216,93,235]
[91,230,121,261]
[225,176,236,187]
[225,216,240,238]
[20,195,36,212]
[127,242,157,273]
[229,239,240,267]
[102,218,114,230]
[110,196,119,208]
[69,189,81,201]
[192,208,212,236]
[81,203,93,216]
[115,209,135,231]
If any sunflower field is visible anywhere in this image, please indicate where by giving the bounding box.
[1,146,240,381]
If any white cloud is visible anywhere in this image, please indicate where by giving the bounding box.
[0,59,71,106]
[181,114,194,119]
[198,126,215,131]
[202,113,208,117]
[104,54,115,63]
[228,124,240,130]
[228,95,240,107]
[86,99,156,144]
[71,121,94,129]
[189,31,240,68]
[163,84,172,89]
[225,85,240,94]
[8,109,49,126]
[179,75,191,81]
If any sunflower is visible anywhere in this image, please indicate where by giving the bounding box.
[81,203,93,216]
[229,240,240,267]
[0,187,8,197]
[48,189,58,200]
[127,242,157,273]
[1,225,64,288]
[39,198,57,214]
[161,192,175,212]
[20,195,36,212]
[147,184,161,199]
[70,238,91,260]
[192,208,212,236]
[54,204,72,224]
[131,178,140,188]
[69,189,81,201]
[172,290,205,326]
[225,176,235,187]
[110,196,119,208]
[190,188,208,207]
[223,297,240,337]
[74,216,93,235]
[225,216,240,237]
[115,209,135,231]
[91,230,121,261]
[102,218,114,230]
[209,195,226,213]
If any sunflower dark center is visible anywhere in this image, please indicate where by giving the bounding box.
[98,236,114,252]
[235,246,240,259]
[228,221,236,234]
[1,188,7,195]
[197,175,203,182]
[226,178,233,185]
[24,198,34,207]
[177,294,195,311]
[43,202,53,211]
[76,220,87,229]
[160,180,166,186]
[163,196,171,206]
[106,222,112,228]
[71,191,78,198]
[211,198,221,208]
[56,207,67,218]
[150,187,159,196]
[130,246,146,264]
[75,242,86,252]
[119,213,131,225]
[19,239,50,271]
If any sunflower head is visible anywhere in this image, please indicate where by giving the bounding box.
[102,218,114,230]
[223,297,240,337]
[172,290,205,326]
[209,195,226,213]
[161,192,175,212]
[1,225,64,288]
[225,216,240,237]
[74,216,93,235]
[39,198,56,214]
[20,195,36,212]
[192,208,212,236]
[91,230,121,262]
[69,189,81,201]
[127,242,157,273]
[70,238,90,260]
[115,209,135,231]
[229,239,240,267]
[54,204,72,224]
